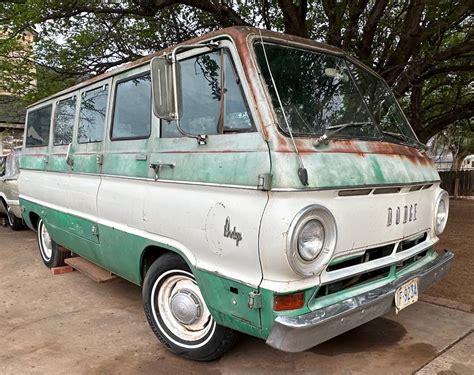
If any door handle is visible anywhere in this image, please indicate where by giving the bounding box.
[149,162,175,181]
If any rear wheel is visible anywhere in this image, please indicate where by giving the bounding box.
[37,218,66,268]
[7,205,23,231]
[143,253,238,361]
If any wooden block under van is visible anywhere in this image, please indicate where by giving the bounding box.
[51,265,74,275]
[65,257,117,283]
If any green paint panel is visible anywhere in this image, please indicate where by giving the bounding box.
[194,269,262,329]
[149,133,271,186]
[151,151,269,185]
[47,154,70,173]
[271,151,439,189]
[20,154,47,170]
[72,154,100,173]
[72,142,103,174]
[20,198,102,264]
[96,224,147,284]
[102,153,149,177]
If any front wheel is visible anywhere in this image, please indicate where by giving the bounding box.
[7,205,24,231]
[143,253,239,361]
[36,218,66,268]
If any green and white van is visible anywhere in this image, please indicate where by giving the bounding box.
[19,27,453,360]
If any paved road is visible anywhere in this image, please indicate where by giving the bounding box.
[1,226,473,374]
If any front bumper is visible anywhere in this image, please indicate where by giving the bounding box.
[266,250,454,352]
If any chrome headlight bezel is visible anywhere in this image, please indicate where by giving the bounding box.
[286,205,337,276]
[434,190,449,235]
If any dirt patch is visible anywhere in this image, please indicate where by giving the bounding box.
[428,199,474,311]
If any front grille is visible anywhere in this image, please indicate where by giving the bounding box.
[327,232,428,272]
[316,232,431,299]
[396,249,429,271]
[327,243,394,272]
[315,266,391,298]
[397,232,427,253]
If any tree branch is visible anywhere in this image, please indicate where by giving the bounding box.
[418,102,474,141]
[322,0,348,47]
[357,0,388,60]
[277,0,309,37]
[342,0,369,49]
[393,38,474,96]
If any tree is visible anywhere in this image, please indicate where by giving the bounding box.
[431,122,474,170]
[0,0,472,142]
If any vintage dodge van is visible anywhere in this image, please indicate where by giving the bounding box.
[19,27,453,360]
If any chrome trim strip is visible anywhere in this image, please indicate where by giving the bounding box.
[19,169,260,190]
[266,251,454,352]
[320,236,436,285]
[272,180,440,192]
[18,169,439,192]
[102,174,260,190]
[17,170,440,194]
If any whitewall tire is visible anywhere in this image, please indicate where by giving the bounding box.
[36,219,66,268]
[143,253,238,361]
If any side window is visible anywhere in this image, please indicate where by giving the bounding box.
[161,49,253,138]
[53,96,76,146]
[111,73,151,140]
[78,85,108,143]
[26,105,52,147]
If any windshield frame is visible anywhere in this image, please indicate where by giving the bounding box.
[250,36,421,147]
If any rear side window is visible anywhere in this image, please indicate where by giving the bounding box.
[78,85,108,143]
[26,105,52,147]
[111,74,151,140]
[53,96,76,146]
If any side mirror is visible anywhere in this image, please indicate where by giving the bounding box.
[151,55,182,121]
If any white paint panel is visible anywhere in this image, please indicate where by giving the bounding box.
[136,181,268,287]
[68,173,101,220]
[19,170,70,211]
[97,177,145,230]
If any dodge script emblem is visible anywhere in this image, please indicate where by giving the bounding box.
[387,204,417,226]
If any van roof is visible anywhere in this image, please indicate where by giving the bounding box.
[27,26,366,109]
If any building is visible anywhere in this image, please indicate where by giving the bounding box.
[0,30,35,155]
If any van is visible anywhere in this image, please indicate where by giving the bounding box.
[19,27,453,360]
[0,148,23,229]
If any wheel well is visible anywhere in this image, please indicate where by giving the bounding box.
[141,245,184,282]
[0,197,7,210]
[29,212,40,230]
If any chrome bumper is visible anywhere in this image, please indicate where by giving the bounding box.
[266,250,454,352]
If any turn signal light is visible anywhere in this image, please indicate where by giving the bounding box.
[273,292,305,311]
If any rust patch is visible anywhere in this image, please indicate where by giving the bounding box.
[271,137,434,165]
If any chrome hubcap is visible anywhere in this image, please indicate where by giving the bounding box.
[153,271,213,343]
[170,289,202,325]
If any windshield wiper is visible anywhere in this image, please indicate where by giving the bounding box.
[313,121,372,146]
[381,131,427,150]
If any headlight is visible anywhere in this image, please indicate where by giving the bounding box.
[298,219,325,261]
[434,190,449,235]
[287,205,337,276]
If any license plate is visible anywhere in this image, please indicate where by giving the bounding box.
[395,278,419,313]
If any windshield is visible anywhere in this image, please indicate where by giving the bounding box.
[254,42,418,144]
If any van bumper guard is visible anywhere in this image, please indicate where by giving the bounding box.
[266,250,454,352]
